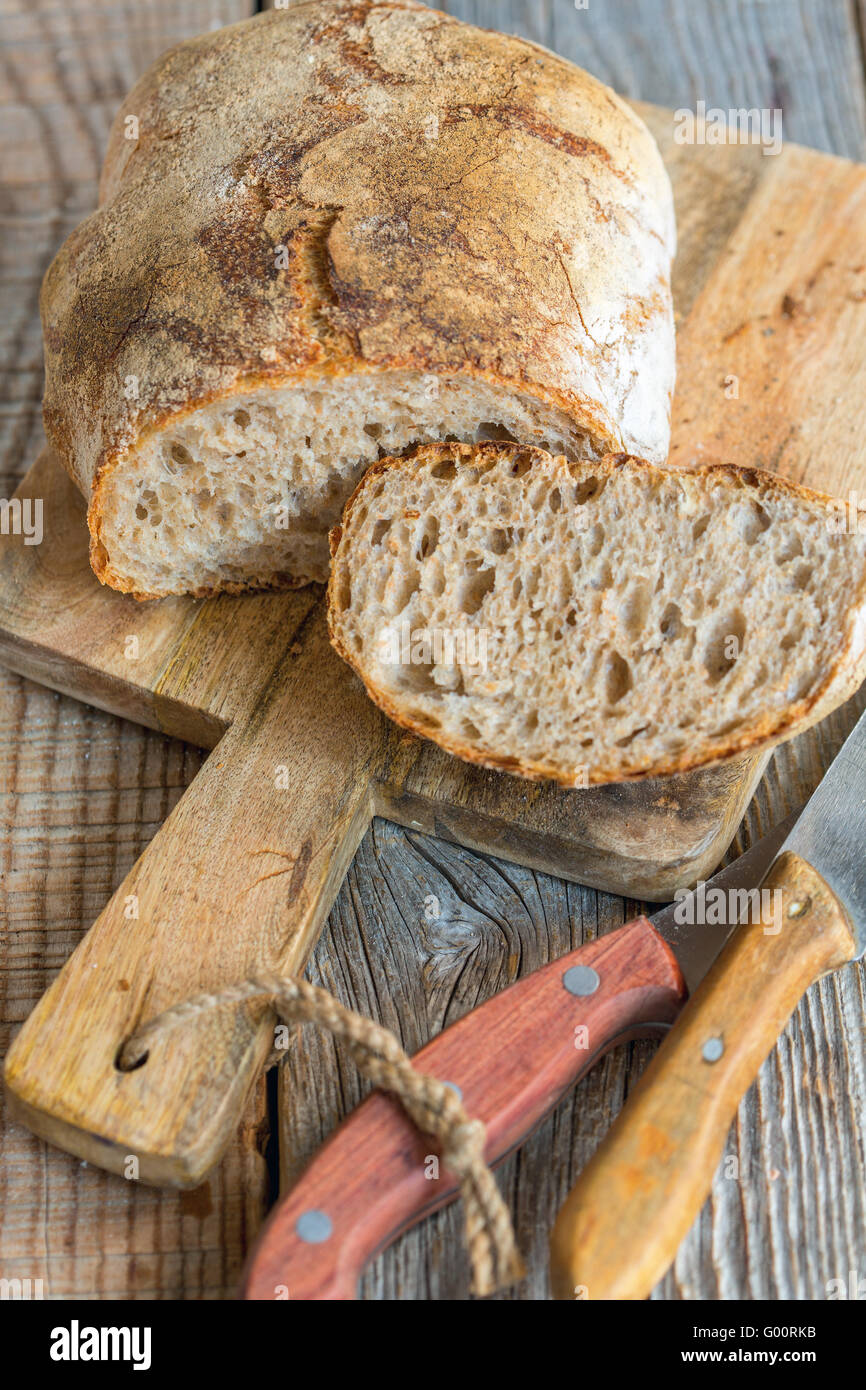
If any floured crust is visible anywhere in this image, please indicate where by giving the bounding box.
[328,443,866,786]
[40,0,675,597]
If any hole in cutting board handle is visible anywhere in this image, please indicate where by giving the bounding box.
[115,1042,149,1073]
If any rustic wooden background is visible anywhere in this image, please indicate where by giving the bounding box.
[2,0,865,1301]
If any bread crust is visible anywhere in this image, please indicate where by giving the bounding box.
[40,0,675,597]
[327,443,866,786]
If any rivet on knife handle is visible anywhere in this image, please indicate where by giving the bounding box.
[241,917,686,1300]
[549,851,856,1301]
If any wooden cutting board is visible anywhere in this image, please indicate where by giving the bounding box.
[3,106,866,1187]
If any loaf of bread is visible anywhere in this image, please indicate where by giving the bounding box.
[40,0,675,598]
[327,443,866,785]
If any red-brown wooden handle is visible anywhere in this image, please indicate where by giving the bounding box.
[241,916,686,1300]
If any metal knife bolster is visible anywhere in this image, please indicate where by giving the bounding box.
[650,811,800,994]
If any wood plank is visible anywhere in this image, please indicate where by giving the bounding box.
[669,145,866,493]
[664,689,866,1300]
[278,820,662,1300]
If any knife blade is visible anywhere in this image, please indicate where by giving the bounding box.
[550,709,866,1301]
[241,810,798,1300]
[779,714,866,954]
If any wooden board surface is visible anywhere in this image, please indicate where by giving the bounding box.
[2,0,865,1301]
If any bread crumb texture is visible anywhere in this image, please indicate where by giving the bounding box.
[103,373,594,592]
[40,0,674,597]
[328,443,866,785]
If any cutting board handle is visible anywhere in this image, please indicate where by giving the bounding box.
[4,610,379,1186]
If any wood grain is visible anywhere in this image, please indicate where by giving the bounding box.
[2,0,865,1302]
[669,145,866,493]
[280,699,866,1301]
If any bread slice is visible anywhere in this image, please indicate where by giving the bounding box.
[40,1,675,598]
[328,443,866,785]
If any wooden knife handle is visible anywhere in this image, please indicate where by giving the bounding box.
[549,852,856,1300]
[242,915,686,1300]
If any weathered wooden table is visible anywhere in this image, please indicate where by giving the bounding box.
[1,0,864,1300]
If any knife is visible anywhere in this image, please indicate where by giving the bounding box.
[241,811,797,1300]
[550,708,866,1301]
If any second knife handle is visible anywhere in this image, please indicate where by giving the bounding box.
[549,852,856,1301]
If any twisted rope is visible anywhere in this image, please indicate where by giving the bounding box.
[119,973,524,1297]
